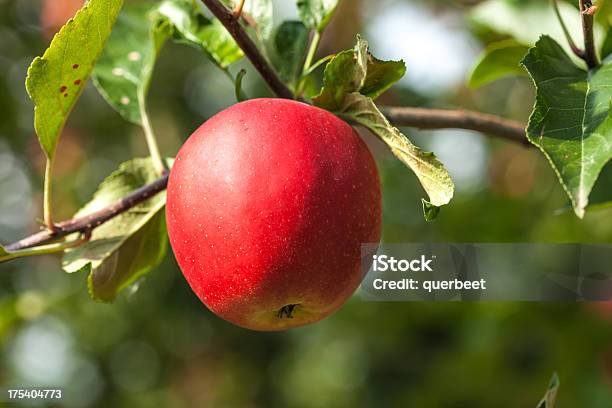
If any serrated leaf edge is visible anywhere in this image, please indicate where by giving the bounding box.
[520,35,598,218]
[26,0,123,157]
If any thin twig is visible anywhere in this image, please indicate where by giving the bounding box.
[579,0,599,69]
[381,106,529,146]
[138,92,166,175]
[0,231,91,263]
[552,0,585,59]
[200,0,294,99]
[232,0,246,19]
[4,173,169,252]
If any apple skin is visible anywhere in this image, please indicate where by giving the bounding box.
[166,98,381,331]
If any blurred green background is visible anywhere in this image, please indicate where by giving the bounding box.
[1,0,612,406]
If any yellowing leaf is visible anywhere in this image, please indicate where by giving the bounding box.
[339,93,454,207]
[313,36,453,212]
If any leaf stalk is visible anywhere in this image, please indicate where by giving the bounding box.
[43,158,55,231]
[138,93,165,175]
[1,231,90,263]
[297,31,322,96]
[552,0,585,59]
[579,0,599,69]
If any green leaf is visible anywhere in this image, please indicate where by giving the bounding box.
[297,0,339,32]
[422,199,441,222]
[596,0,612,27]
[313,36,405,107]
[588,162,612,210]
[536,373,559,408]
[521,36,612,218]
[25,0,123,158]
[361,55,406,100]
[603,27,612,60]
[243,0,274,41]
[87,211,166,302]
[94,0,244,125]
[156,0,243,68]
[339,93,454,207]
[470,0,588,57]
[313,36,453,209]
[313,38,368,110]
[62,158,170,302]
[222,0,273,44]
[469,40,529,89]
[93,4,165,125]
[272,21,309,88]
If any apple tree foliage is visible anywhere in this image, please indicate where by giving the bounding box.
[0,0,610,315]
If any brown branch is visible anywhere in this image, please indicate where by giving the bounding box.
[3,105,529,257]
[200,0,528,144]
[200,0,294,99]
[200,0,528,145]
[4,173,169,252]
[579,0,599,69]
[381,106,530,146]
[2,1,534,261]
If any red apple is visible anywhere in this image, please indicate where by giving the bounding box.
[166,98,381,331]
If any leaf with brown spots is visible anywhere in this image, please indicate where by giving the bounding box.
[25,0,123,158]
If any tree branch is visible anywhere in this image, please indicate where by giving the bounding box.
[3,105,529,258]
[579,0,599,69]
[201,0,529,145]
[200,0,294,99]
[4,173,169,252]
[2,1,534,261]
[381,106,530,146]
